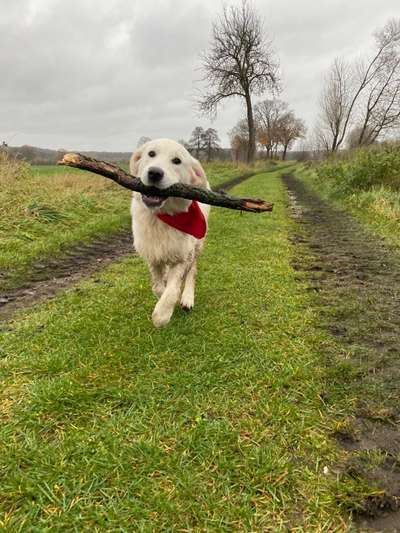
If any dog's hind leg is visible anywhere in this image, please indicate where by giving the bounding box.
[150,263,166,299]
[180,260,197,311]
[152,263,186,327]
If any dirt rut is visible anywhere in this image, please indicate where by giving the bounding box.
[283,174,400,532]
[0,230,134,322]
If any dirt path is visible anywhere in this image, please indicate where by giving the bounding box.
[283,174,400,532]
[0,172,265,323]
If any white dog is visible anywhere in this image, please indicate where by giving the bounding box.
[130,139,210,327]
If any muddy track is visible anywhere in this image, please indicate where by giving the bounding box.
[0,230,134,322]
[283,174,400,532]
[0,171,263,322]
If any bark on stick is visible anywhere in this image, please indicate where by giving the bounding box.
[58,153,273,213]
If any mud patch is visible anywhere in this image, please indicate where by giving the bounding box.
[0,230,133,322]
[358,511,400,533]
[283,174,400,531]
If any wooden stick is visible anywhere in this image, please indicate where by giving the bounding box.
[58,153,273,213]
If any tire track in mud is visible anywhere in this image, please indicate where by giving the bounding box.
[283,174,400,532]
[0,230,134,322]
[0,171,266,322]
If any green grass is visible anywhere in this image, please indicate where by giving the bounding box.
[296,144,400,249]
[204,160,251,187]
[296,164,400,250]
[203,160,260,188]
[0,160,131,288]
[31,165,86,177]
[0,169,374,531]
[204,160,294,188]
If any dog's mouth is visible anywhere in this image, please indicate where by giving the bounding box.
[141,194,167,208]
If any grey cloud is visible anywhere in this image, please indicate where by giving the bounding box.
[1,0,399,150]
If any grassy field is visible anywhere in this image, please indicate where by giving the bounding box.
[1,157,277,289]
[0,168,375,531]
[0,157,131,288]
[296,143,400,249]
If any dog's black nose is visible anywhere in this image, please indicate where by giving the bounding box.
[147,167,164,184]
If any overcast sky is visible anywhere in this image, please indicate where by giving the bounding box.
[1,0,399,151]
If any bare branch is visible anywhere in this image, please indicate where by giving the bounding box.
[319,18,400,151]
[58,153,274,213]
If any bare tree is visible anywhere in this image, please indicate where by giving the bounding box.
[319,58,353,152]
[355,19,400,145]
[201,128,221,161]
[230,134,243,164]
[314,125,331,153]
[255,99,286,158]
[309,123,332,158]
[189,126,205,159]
[346,126,375,149]
[319,18,400,151]
[277,112,306,160]
[228,119,249,163]
[198,0,279,165]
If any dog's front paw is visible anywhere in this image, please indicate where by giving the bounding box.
[152,304,173,328]
[180,292,194,311]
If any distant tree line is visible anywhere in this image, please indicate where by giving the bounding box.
[5,145,132,165]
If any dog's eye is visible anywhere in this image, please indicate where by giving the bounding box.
[148,150,156,157]
[172,157,182,165]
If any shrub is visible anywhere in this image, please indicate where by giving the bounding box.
[316,144,400,193]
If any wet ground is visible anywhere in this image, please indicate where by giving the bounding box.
[0,230,134,322]
[283,174,400,532]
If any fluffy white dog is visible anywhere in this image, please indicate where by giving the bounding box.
[130,139,210,327]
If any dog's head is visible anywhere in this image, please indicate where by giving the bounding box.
[130,138,208,212]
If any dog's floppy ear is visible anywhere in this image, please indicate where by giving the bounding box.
[190,157,208,187]
[129,146,144,176]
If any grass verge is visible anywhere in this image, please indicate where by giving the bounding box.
[1,159,131,288]
[0,168,374,530]
[295,144,400,249]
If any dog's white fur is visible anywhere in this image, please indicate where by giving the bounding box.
[130,138,210,327]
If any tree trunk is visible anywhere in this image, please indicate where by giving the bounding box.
[245,91,256,165]
[357,110,372,146]
[282,144,288,160]
[331,130,339,152]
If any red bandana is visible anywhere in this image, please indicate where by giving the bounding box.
[157,201,207,239]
